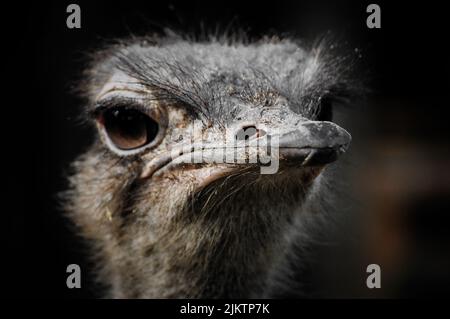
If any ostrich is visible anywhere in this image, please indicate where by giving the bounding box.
[66,33,358,298]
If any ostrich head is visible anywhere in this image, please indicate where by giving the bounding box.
[67,35,356,298]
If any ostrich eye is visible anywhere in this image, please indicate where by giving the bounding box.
[99,107,159,150]
[317,95,333,122]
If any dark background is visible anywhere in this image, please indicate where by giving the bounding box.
[9,0,449,298]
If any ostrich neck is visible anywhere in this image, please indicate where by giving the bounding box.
[149,207,295,298]
[102,169,313,299]
[110,191,302,298]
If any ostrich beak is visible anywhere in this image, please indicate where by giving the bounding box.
[277,120,352,167]
[140,120,351,180]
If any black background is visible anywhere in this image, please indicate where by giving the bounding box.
[8,0,449,298]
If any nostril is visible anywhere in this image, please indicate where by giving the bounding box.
[235,125,266,141]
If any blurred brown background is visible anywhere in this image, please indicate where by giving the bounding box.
[10,0,450,298]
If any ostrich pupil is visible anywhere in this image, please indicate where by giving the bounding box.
[103,108,159,150]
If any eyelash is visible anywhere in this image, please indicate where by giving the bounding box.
[90,97,150,119]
